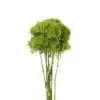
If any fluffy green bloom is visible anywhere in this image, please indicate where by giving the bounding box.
[28,18,71,100]
[28,18,71,54]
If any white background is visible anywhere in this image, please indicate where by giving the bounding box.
[0,0,100,100]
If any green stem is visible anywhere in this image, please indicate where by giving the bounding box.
[51,54,54,92]
[39,53,46,85]
[46,53,54,100]
[54,54,59,100]
[45,53,47,79]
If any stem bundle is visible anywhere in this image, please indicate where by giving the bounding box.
[39,52,60,100]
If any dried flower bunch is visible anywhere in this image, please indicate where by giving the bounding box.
[28,18,71,100]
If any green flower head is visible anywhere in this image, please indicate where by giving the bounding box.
[28,18,71,54]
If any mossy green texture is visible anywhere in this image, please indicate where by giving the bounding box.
[28,18,71,100]
[28,18,70,54]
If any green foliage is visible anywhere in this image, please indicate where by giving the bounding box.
[28,18,71,100]
[28,18,71,54]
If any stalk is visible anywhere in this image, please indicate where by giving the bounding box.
[40,50,59,100]
[39,53,46,84]
[54,54,59,100]
[46,53,54,100]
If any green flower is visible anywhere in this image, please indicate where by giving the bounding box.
[28,18,71,54]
